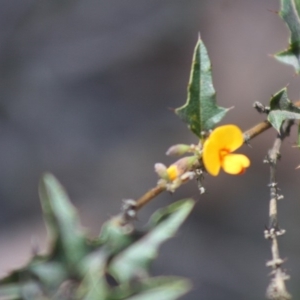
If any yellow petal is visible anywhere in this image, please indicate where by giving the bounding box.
[208,125,244,152]
[202,138,221,176]
[221,153,250,175]
[166,165,179,181]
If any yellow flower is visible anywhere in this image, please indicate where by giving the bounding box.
[203,125,250,176]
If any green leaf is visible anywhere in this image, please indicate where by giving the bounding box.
[0,281,44,300]
[268,110,300,132]
[124,276,191,300]
[39,173,87,272]
[275,0,300,72]
[109,199,195,283]
[267,88,300,132]
[269,88,292,110]
[297,122,300,147]
[76,251,110,300]
[0,283,21,300]
[175,36,229,137]
[28,261,68,290]
[98,217,140,256]
[109,276,191,300]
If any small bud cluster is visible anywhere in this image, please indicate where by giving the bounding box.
[153,140,205,193]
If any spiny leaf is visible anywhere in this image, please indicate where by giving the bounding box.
[175,36,229,137]
[124,276,191,300]
[0,281,44,300]
[76,251,110,300]
[109,199,195,283]
[39,173,87,271]
[268,110,300,132]
[275,0,300,72]
[297,122,300,147]
[267,88,300,132]
[0,283,21,300]
[269,88,293,110]
[28,261,68,290]
[98,217,141,255]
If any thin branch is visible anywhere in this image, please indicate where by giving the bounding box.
[133,120,273,213]
[264,121,293,300]
[122,100,300,219]
[244,120,271,141]
[135,184,166,210]
[244,100,300,142]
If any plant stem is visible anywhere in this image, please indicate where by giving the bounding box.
[133,100,300,214]
[134,119,273,211]
[244,120,271,141]
[244,100,300,141]
[265,121,292,300]
[135,184,166,210]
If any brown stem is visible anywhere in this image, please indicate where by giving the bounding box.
[244,100,300,141]
[134,120,272,210]
[265,121,292,300]
[135,184,166,210]
[244,120,271,141]
[134,100,300,212]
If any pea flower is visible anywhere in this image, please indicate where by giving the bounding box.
[203,125,250,176]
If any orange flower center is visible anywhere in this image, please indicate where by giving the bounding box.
[220,149,230,161]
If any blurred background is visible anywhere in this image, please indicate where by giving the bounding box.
[1,0,300,299]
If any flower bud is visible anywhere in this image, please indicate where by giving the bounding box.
[167,156,198,181]
[166,165,179,181]
[154,163,168,179]
[166,144,191,156]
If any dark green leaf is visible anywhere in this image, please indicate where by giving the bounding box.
[0,283,21,300]
[297,122,300,146]
[76,251,110,300]
[125,276,191,300]
[268,110,300,132]
[269,88,292,110]
[267,88,300,132]
[98,217,140,256]
[39,173,87,271]
[175,37,229,137]
[109,276,191,300]
[275,0,300,72]
[109,199,195,283]
[0,252,70,294]
[29,261,68,290]
[0,281,49,300]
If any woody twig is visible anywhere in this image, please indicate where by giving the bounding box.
[264,120,293,300]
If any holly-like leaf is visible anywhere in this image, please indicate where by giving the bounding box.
[175,37,229,137]
[97,217,141,256]
[124,276,191,300]
[297,122,300,147]
[267,88,300,132]
[29,260,68,290]
[0,283,21,300]
[275,0,300,72]
[76,251,110,300]
[39,173,88,271]
[268,110,300,132]
[269,88,292,110]
[109,199,195,283]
